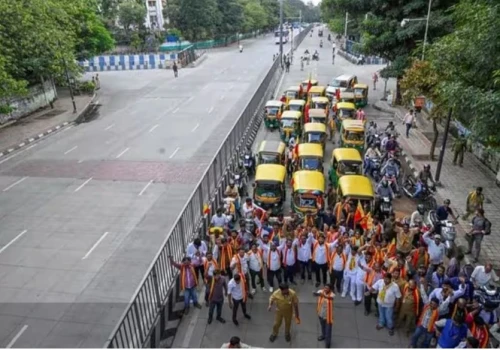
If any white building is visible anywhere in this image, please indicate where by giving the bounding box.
[145,0,165,29]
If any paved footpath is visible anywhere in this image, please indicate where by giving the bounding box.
[374,98,500,269]
[173,28,414,349]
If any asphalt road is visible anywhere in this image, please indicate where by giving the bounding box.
[173,27,417,348]
[0,34,287,348]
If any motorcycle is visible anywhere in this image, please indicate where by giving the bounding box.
[428,210,457,258]
[320,42,323,48]
[242,151,255,176]
[366,157,381,182]
[473,284,500,309]
[223,197,237,223]
[312,53,319,61]
[239,45,243,53]
[382,173,400,196]
[402,176,438,211]
[379,196,393,220]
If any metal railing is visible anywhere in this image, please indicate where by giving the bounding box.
[104,24,312,349]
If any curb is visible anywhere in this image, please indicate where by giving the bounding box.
[187,53,208,68]
[0,93,97,160]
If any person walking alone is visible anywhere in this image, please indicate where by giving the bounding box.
[207,270,227,324]
[403,110,415,138]
[172,61,178,78]
[228,273,251,326]
[268,283,300,343]
[314,284,335,348]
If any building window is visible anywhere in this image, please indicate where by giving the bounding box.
[148,1,156,7]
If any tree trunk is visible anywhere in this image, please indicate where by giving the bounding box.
[395,77,402,105]
[40,75,54,109]
[430,119,439,161]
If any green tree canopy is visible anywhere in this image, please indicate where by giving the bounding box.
[241,0,268,33]
[118,0,146,33]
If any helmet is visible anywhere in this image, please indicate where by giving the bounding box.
[424,164,431,170]
[417,204,425,214]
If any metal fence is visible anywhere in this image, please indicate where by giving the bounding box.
[104,24,312,349]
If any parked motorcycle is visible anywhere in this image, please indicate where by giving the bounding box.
[402,176,438,211]
[428,210,457,258]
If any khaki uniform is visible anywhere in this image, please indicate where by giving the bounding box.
[397,288,419,333]
[270,289,299,336]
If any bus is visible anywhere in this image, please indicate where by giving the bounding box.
[274,29,290,44]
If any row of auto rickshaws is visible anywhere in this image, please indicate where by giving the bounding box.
[255,77,377,219]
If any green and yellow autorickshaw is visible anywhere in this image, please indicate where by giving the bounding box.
[287,99,306,114]
[340,119,366,153]
[328,148,363,187]
[254,164,287,215]
[296,143,324,172]
[353,83,369,108]
[303,123,327,149]
[280,111,302,143]
[336,175,375,212]
[308,108,327,125]
[256,140,286,166]
[334,102,356,130]
[264,100,285,130]
[291,170,325,216]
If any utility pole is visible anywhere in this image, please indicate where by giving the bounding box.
[58,42,77,114]
[344,12,348,40]
[422,0,432,60]
[435,108,452,183]
[279,0,284,68]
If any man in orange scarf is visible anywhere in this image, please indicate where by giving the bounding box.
[207,270,228,324]
[169,256,202,314]
[228,274,251,326]
[410,298,440,348]
[314,284,335,348]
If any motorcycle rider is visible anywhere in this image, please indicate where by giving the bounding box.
[239,44,243,52]
[313,50,319,60]
[385,121,395,133]
[242,146,255,175]
[367,121,378,145]
[436,199,459,223]
[410,204,426,227]
[225,179,241,212]
[381,156,400,193]
[385,135,399,153]
[364,144,382,176]
[413,164,436,198]
[381,132,391,150]
[375,180,395,216]
[320,39,323,47]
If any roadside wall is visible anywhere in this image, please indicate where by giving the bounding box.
[79,53,178,72]
[0,80,56,124]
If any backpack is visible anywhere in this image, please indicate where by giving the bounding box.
[484,218,492,235]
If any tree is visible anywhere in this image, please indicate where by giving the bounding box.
[167,0,219,41]
[428,0,500,147]
[118,0,146,33]
[241,0,268,33]
[215,0,244,40]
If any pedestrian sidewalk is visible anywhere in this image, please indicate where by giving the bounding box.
[0,88,94,154]
[374,100,500,268]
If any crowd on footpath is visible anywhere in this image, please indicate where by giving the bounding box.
[168,184,500,348]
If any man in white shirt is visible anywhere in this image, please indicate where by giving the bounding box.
[242,198,264,217]
[403,109,415,138]
[312,234,335,287]
[186,238,208,283]
[423,231,446,279]
[260,242,282,292]
[428,280,466,316]
[282,239,298,285]
[295,233,313,283]
[328,244,346,293]
[371,272,402,336]
[231,248,253,300]
[247,244,266,293]
[342,245,363,301]
[471,263,499,287]
[228,274,251,326]
[211,208,229,229]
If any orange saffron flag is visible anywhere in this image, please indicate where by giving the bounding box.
[354,201,364,223]
[203,204,210,216]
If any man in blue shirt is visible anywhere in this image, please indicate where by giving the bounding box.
[435,314,471,348]
[449,272,474,301]
[436,199,458,222]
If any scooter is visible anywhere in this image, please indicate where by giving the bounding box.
[428,210,457,258]
[312,53,319,61]
[367,157,381,182]
[242,151,255,176]
[239,45,243,53]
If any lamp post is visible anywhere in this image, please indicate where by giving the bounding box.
[434,108,452,183]
[401,0,432,60]
[286,12,302,62]
[58,42,77,114]
[279,0,284,68]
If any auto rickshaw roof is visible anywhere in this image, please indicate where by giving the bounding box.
[354,83,368,89]
[335,74,356,81]
[332,148,363,162]
[286,86,300,92]
[289,99,306,106]
[311,96,329,103]
[292,170,325,192]
[298,143,324,157]
[338,175,374,199]
[336,102,356,110]
[258,140,286,154]
[308,109,327,117]
[340,92,355,98]
[304,123,327,133]
[266,100,284,107]
[309,86,327,93]
[342,119,365,131]
[255,164,286,182]
[302,79,319,85]
[281,111,302,119]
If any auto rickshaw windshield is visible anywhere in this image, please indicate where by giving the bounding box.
[288,104,302,111]
[266,107,280,115]
[354,88,364,97]
[338,161,361,175]
[306,132,322,142]
[331,80,348,88]
[339,109,353,118]
[281,119,297,128]
[345,131,364,141]
[300,158,321,170]
[315,103,328,109]
[255,182,280,197]
[260,153,280,164]
[286,91,297,98]
[309,93,321,98]
[294,194,316,208]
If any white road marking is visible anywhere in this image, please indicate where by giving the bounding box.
[105,123,115,130]
[3,177,28,192]
[116,147,129,159]
[173,107,179,113]
[169,147,180,159]
[186,96,194,103]
[208,107,214,114]
[5,324,28,348]
[82,231,109,260]
[26,144,36,150]
[64,146,77,155]
[74,177,92,192]
[78,159,84,164]
[138,180,154,196]
[191,123,199,132]
[0,230,27,254]
[18,143,25,147]
[149,124,159,133]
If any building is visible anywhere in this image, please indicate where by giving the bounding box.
[145,0,165,29]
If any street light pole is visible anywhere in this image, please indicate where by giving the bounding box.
[279,0,284,68]
[434,108,452,183]
[422,0,432,60]
[344,12,348,40]
[59,48,77,114]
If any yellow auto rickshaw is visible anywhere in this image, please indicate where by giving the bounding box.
[303,123,327,148]
[335,102,356,130]
[336,175,374,211]
[301,79,318,91]
[340,119,365,153]
[280,110,302,143]
[308,108,327,124]
[310,96,330,111]
[339,91,356,105]
[264,100,285,130]
[284,86,301,103]
[256,140,286,165]
[307,86,327,101]
[296,143,324,172]
[254,164,287,215]
[328,148,363,187]
[287,99,306,114]
[353,83,369,108]
[291,170,325,216]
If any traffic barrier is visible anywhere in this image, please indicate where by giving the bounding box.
[104,23,314,349]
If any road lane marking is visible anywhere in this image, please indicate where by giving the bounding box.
[3,177,28,192]
[191,123,199,132]
[0,230,27,255]
[82,231,109,260]
[105,124,115,130]
[173,107,179,113]
[5,324,28,348]
[78,159,84,163]
[169,147,180,159]
[64,146,78,155]
[116,147,129,159]
[186,96,193,103]
[208,107,214,114]
[74,177,92,192]
[149,124,159,133]
[138,180,154,196]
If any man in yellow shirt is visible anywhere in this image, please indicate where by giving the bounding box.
[268,283,300,343]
